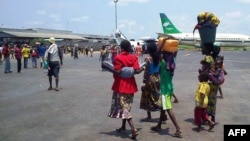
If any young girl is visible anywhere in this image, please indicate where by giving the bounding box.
[107,40,144,140]
[140,42,161,121]
[194,72,215,131]
[209,55,227,99]
[209,55,225,86]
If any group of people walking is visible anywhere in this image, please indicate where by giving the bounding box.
[103,34,228,139]
[194,42,226,131]
[2,34,227,139]
[103,37,182,140]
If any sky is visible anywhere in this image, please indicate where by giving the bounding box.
[1,0,250,40]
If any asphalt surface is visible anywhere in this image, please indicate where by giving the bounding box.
[0,50,250,141]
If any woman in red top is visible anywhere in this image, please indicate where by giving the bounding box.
[2,43,12,73]
[108,40,144,140]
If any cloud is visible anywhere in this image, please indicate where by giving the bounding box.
[25,21,44,26]
[70,16,89,23]
[36,10,46,15]
[49,23,64,30]
[127,20,136,26]
[118,19,136,29]
[49,14,61,21]
[245,14,250,21]
[237,0,250,4]
[225,11,242,18]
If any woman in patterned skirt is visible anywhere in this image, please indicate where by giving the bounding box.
[107,40,144,140]
[140,42,161,121]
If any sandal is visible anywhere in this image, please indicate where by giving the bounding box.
[194,126,202,132]
[209,122,215,131]
[116,128,126,133]
[202,120,209,125]
[173,99,179,103]
[47,87,53,90]
[162,114,168,121]
[131,129,138,140]
[173,130,182,138]
[161,121,167,124]
[151,126,161,132]
[55,88,60,91]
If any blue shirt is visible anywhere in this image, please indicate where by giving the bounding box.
[38,45,46,57]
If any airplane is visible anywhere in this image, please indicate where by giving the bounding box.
[109,28,146,48]
[109,28,128,46]
[159,13,250,47]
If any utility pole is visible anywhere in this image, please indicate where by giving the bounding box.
[114,0,118,29]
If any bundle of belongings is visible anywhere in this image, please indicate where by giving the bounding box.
[102,61,146,78]
[194,11,221,58]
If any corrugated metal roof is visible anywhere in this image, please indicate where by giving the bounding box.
[1,31,86,40]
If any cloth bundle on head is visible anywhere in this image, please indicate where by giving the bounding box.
[197,12,220,27]
[193,12,220,44]
[49,37,55,44]
[102,61,146,78]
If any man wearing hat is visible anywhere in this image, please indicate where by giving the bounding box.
[44,37,62,91]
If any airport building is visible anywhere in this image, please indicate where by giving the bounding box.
[0,27,110,50]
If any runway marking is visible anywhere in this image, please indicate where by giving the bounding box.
[184,53,191,56]
[225,59,250,64]
[226,69,250,72]
[189,69,250,73]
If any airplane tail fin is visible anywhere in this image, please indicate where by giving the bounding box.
[160,13,181,34]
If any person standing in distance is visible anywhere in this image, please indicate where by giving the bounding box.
[44,37,63,91]
[14,44,22,73]
[2,43,12,73]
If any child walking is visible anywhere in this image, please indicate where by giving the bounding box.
[194,72,215,132]
[150,36,181,138]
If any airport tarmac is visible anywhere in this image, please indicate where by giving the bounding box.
[0,50,250,141]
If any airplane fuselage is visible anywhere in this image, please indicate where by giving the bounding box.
[159,13,250,48]
[168,33,250,47]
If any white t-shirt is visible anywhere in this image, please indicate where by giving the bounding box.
[45,44,59,61]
